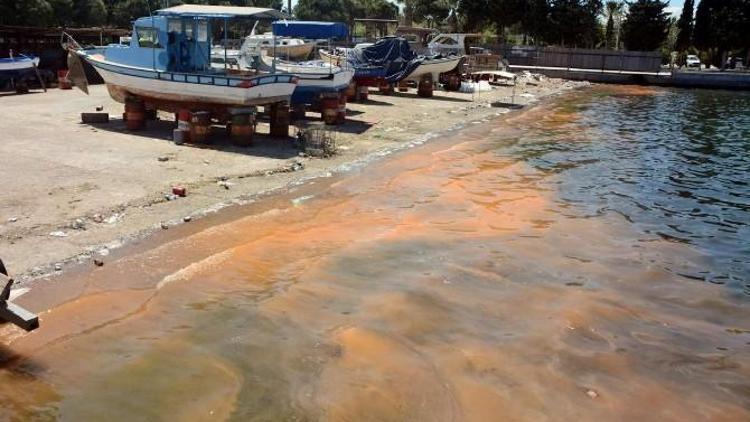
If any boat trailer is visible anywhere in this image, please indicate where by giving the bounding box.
[0,259,39,332]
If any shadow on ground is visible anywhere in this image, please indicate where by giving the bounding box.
[85,118,301,159]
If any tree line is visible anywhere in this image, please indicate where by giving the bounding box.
[0,1,284,29]
[1,0,748,61]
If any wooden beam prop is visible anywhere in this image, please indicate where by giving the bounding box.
[0,259,39,332]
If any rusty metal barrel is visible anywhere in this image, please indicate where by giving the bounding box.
[418,75,434,98]
[398,80,409,92]
[379,81,394,95]
[320,93,340,125]
[229,107,256,147]
[291,104,307,121]
[444,73,462,91]
[124,97,146,130]
[58,69,72,90]
[337,91,347,125]
[173,109,191,144]
[357,85,369,101]
[269,102,290,138]
[345,81,357,101]
[190,111,211,143]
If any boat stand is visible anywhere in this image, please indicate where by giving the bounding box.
[0,259,39,332]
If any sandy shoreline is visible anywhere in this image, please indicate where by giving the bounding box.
[0,77,588,289]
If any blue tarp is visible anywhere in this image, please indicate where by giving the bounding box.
[272,21,348,39]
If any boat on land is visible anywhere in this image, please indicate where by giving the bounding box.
[66,5,298,110]
[244,33,315,60]
[427,33,484,56]
[211,20,354,105]
[0,54,40,76]
[264,20,353,104]
[319,37,462,85]
[400,55,462,83]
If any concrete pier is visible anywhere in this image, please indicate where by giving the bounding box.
[510,65,750,90]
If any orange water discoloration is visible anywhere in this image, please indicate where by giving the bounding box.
[2,89,749,420]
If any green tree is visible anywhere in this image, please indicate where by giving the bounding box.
[621,0,669,51]
[295,0,349,22]
[0,0,54,26]
[71,0,108,26]
[674,0,694,51]
[693,0,750,67]
[457,0,491,32]
[547,0,603,47]
[520,0,551,45]
[295,0,396,25]
[604,1,623,49]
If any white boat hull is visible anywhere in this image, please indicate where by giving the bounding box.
[82,54,296,107]
[0,57,40,73]
[404,56,462,82]
[266,43,315,60]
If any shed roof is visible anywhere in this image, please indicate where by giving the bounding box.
[156,5,286,20]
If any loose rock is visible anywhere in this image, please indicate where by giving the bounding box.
[93,259,104,267]
[183,216,192,222]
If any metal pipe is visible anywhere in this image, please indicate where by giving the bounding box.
[224,18,228,72]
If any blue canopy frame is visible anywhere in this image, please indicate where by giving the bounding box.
[272,21,348,39]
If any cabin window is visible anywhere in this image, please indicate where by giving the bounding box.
[168,20,182,34]
[197,21,208,42]
[435,37,457,45]
[137,27,162,48]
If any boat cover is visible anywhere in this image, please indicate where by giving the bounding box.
[272,21,348,39]
[344,37,449,83]
[346,37,414,82]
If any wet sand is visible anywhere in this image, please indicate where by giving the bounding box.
[2,87,749,421]
[0,78,578,282]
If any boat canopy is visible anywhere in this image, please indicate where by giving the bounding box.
[272,21,348,39]
[156,5,286,20]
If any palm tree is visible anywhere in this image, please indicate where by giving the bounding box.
[604,1,624,50]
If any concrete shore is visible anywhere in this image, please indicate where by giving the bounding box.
[0,78,586,284]
[510,65,750,90]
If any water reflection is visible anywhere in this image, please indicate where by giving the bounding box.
[509,87,750,292]
[1,86,749,420]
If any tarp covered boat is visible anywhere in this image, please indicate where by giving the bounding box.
[320,37,461,85]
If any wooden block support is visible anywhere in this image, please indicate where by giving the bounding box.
[81,112,110,124]
[0,302,39,332]
[0,260,39,332]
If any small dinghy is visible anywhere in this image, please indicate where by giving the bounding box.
[0,54,40,76]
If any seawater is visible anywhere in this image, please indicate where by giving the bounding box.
[1,85,749,421]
